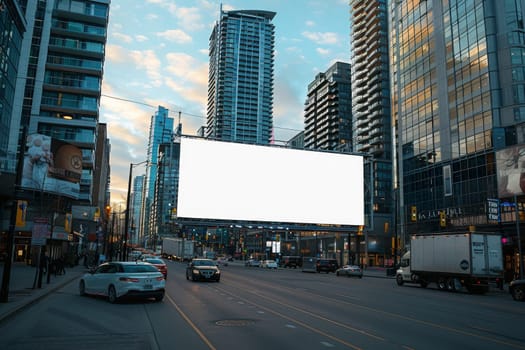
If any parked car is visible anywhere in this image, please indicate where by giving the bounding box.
[141,257,168,279]
[245,259,261,267]
[216,256,229,266]
[316,259,339,273]
[509,279,525,301]
[280,256,302,268]
[336,265,363,278]
[186,258,221,282]
[261,260,278,269]
[78,261,165,303]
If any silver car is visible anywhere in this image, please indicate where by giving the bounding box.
[336,265,363,278]
[79,261,165,303]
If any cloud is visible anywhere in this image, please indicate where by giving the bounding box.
[316,47,331,56]
[128,49,163,86]
[135,35,148,42]
[105,44,128,63]
[302,31,339,45]
[305,20,315,27]
[112,32,133,43]
[176,7,205,31]
[165,52,208,87]
[156,29,192,44]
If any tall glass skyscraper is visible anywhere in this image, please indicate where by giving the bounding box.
[144,106,174,242]
[350,0,393,265]
[391,0,525,274]
[206,8,275,144]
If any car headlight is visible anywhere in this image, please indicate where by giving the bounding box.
[193,269,200,274]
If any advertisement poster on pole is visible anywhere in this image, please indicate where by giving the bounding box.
[31,217,50,246]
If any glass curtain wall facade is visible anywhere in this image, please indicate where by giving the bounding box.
[206,9,275,145]
[0,0,26,178]
[151,141,180,249]
[143,106,174,245]
[391,0,525,275]
[350,0,393,265]
[304,62,352,151]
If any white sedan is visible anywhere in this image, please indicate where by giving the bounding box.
[261,260,278,269]
[79,261,165,303]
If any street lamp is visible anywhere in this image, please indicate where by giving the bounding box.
[123,160,148,261]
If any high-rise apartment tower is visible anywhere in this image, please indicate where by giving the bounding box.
[206,8,275,144]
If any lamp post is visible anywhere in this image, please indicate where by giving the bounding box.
[123,161,148,261]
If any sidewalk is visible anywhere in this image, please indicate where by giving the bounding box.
[0,262,86,323]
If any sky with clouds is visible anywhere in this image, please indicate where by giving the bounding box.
[100,0,350,204]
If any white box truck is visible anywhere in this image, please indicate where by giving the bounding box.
[396,232,503,293]
[161,237,195,261]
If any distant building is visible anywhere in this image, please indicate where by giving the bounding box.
[131,175,144,245]
[151,141,180,246]
[287,131,305,149]
[144,106,174,244]
[206,8,276,144]
[304,61,352,151]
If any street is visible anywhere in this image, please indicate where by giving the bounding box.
[0,260,524,350]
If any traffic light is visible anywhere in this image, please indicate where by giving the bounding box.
[440,210,446,227]
[411,206,417,222]
[105,205,111,217]
[357,225,364,235]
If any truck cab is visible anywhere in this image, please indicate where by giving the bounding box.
[396,252,412,285]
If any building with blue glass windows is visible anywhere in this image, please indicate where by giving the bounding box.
[143,106,174,243]
[206,8,275,145]
[391,0,525,278]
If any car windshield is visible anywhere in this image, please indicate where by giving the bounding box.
[122,264,160,273]
[193,259,215,266]
[145,259,164,264]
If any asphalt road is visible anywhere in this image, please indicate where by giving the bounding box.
[0,260,523,350]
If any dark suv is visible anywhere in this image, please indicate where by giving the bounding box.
[281,256,302,268]
[316,259,339,273]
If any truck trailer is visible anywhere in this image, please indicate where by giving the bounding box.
[161,237,195,261]
[396,232,503,293]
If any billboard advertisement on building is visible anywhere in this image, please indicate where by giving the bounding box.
[177,137,364,226]
[21,134,82,199]
[496,144,525,198]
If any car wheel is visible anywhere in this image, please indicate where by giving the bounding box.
[154,293,164,302]
[396,274,404,286]
[186,271,189,280]
[336,271,340,276]
[108,285,118,303]
[512,285,525,301]
[79,280,86,296]
[437,277,447,291]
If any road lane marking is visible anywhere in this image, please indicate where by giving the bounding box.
[166,293,217,350]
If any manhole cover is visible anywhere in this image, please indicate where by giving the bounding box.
[215,319,255,327]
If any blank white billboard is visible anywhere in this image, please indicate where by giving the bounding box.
[176,137,364,226]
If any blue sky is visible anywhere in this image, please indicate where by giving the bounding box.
[100,0,350,203]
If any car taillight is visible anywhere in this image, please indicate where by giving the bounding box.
[156,276,164,281]
[119,277,139,282]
